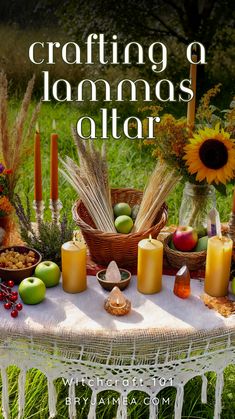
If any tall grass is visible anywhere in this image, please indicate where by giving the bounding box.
[0,365,235,418]
[0,25,87,97]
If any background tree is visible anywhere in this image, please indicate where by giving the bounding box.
[0,0,234,102]
[51,0,235,94]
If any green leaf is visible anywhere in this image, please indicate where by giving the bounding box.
[214,183,227,196]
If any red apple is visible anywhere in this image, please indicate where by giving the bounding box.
[172,226,198,252]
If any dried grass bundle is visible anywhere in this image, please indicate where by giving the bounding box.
[133,162,180,232]
[61,128,115,232]
[0,72,41,196]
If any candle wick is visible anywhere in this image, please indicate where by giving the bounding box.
[35,122,40,133]
[52,120,57,131]
[73,231,83,248]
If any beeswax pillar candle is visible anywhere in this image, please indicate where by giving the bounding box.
[204,236,233,297]
[137,236,163,294]
[61,241,87,293]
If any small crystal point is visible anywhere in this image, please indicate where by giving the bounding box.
[174,265,191,299]
[176,265,190,282]
[109,286,126,307]
[106,261,121,283]
[207,208,221,237]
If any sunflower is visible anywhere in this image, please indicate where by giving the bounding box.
[184,125,235,184]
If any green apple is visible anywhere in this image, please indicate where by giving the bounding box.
[19,277,46,305]
[113,202,132,218]
[131,204,140,221]
[35,261,60,287]
[194,236,208,252]
[115,215,133,234]
[168,240,176,250]
[231,277,235,295]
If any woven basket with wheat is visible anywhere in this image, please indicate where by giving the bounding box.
[61,129,179,267]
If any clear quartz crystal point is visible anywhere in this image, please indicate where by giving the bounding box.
[106,261,121,283]
[109,286,126,307]
[207,208,221,237]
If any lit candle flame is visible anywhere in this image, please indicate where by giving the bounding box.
[35,122,40,133]
[148,234,152,242]
[109,286,126,308]
[52,119,56,130]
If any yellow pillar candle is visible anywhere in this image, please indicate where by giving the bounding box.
[137,236,163,294]
[204,236,233,297]
[61,241,87,293]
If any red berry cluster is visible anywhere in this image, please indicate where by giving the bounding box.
[0,280,23,318]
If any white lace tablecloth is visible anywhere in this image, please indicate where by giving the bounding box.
[0,275,234,419]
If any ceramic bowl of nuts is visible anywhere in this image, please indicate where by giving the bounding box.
[0,246,42,283]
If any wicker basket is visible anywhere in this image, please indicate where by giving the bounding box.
[164,234,206,271]
[72,188,168,267]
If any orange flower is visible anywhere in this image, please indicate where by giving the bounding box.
[0,196,14,215]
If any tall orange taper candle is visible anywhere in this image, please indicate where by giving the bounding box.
[34,123,42,201]
[50,120,59,200]
[187,54,197,128]
[232,187,235,214]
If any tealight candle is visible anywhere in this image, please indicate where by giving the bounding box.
[137,235,163,294]
[61,240,87,293]
[204,236,233,297]
[109,286,126,307]
[104,286,131,316]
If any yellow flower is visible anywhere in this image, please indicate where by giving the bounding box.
[196,84,222,122]
[184,125,235,184]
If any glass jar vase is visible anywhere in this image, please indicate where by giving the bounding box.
[179,182,216,230]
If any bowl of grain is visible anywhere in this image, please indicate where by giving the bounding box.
[0,246,42,283]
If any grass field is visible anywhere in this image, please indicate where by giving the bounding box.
[0,99,234,418]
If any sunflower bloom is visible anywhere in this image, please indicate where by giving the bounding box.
[184,125,235,184]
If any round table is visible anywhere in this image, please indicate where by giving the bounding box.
[0,275,234,419]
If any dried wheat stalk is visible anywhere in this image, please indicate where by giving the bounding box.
[60,128,115,232]
[133,162,180,232]
[0,72,41,196]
